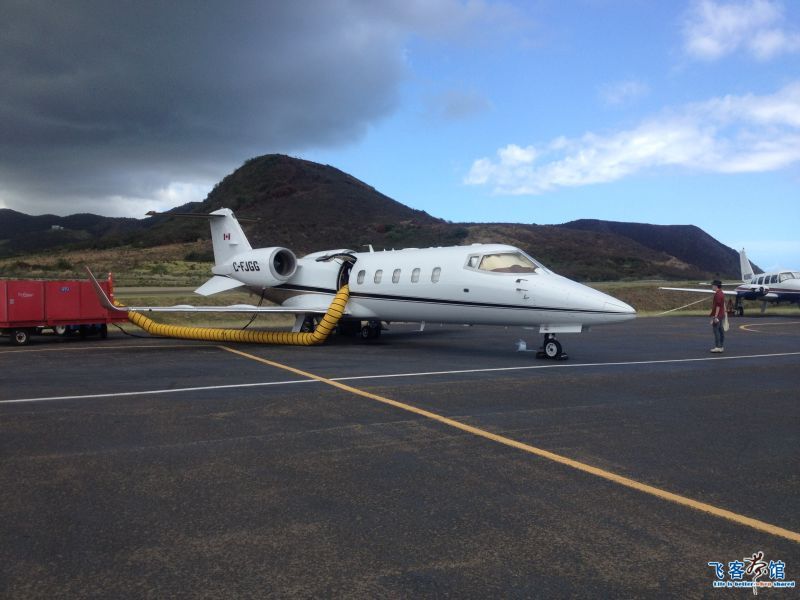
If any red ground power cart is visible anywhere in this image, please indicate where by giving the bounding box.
[0,274,128,345]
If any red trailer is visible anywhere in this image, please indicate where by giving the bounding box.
[0,274,128,345]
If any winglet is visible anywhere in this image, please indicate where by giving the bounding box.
[85,266,128,313]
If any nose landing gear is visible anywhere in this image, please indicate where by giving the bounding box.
[536,333,568,360]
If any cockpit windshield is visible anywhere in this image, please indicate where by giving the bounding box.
[477,252,542,273]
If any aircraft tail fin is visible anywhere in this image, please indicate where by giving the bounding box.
[208,208,252,265]
[739,248,754,282]
[146,207,254,266]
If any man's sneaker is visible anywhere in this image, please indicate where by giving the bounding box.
[710,347,721,353]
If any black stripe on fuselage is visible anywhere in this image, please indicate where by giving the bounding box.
[272,283,624,315]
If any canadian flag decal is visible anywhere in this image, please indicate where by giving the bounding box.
[223,233,231,240]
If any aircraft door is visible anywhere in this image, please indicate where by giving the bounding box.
[514,278,531,301]
[337,258,354,290]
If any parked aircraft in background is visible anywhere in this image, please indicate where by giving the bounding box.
[660,249,800,315]
[94,208,636,359]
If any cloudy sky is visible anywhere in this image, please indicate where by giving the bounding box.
[1,0,798,269]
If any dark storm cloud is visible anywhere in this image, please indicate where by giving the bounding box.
[0,0,443,215]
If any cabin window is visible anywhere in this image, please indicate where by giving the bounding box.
[779,272,793,282]
[478,252,539,273]
[431,267,441,283]
[770,274,778,284]
[411,268,420,283]
[356,270,365,285]
[467,255,479,269]
[392,269,401,283]
[757,276,764,285]
[374,270,383,284]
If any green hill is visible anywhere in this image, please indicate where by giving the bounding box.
[0,154,746,281]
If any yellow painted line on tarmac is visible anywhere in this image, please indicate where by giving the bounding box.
[220,345,800,544]
[740,321,800,332]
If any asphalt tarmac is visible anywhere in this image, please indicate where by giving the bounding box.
[1,316,798,598]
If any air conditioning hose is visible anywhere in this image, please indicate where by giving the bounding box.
[125,285,349,345]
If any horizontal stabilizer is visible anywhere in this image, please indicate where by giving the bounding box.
[194,276,244,296]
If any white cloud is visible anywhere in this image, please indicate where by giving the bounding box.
[599,80,650,106]
[498,144,538,165]
[682,0,800,61]
[110,181,216,218]
[465,82,800,194]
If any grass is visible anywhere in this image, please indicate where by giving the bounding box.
[0,242,213,286]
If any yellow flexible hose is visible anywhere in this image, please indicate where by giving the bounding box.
[126,285,349,345]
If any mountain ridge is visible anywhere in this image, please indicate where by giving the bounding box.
[0,154,749,280]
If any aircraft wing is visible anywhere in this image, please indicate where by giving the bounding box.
[659,287,739,296]
[115,304,334,314]
[86,267,345,315]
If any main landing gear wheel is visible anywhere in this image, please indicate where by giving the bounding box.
[536,334,568,360]
[299,316,316,333]
[360,320,382,340]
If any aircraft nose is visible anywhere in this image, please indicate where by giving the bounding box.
[604,299,637,317]
[559,276,637,321]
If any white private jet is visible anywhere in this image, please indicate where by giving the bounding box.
[660,249,800,315]
[94,208,636,359]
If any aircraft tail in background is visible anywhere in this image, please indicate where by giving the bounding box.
[739,248,754,282]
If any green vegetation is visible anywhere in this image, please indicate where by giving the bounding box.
[0,242,213,286]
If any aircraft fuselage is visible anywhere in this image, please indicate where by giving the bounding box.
[230,244,636,330]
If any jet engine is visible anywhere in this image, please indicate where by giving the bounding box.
[219,246,298,287]
[263,247,298,282]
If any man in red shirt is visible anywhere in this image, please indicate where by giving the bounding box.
[710,279,726,352]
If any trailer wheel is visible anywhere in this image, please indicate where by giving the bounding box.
[54,325,68,336]
[12,329,31,346]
